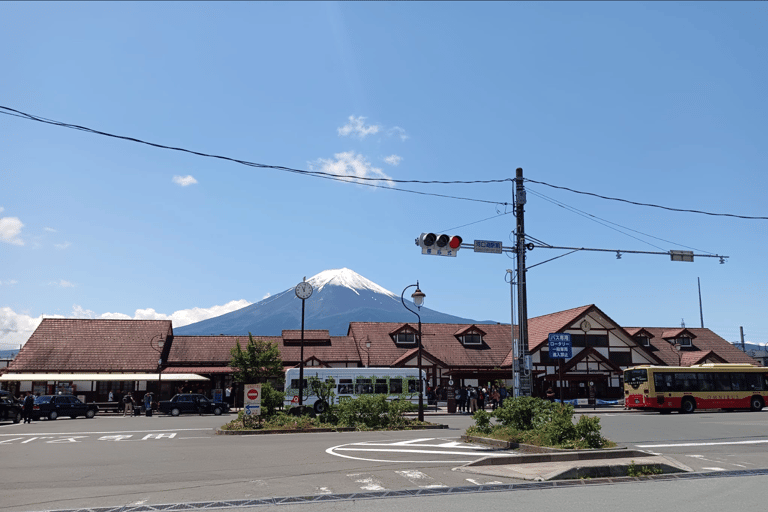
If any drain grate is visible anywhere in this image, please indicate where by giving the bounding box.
[35,468,768,512]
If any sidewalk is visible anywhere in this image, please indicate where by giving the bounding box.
[409,404,633,417]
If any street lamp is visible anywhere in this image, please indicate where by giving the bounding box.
[402,281,426,422]
[150,334,165,401]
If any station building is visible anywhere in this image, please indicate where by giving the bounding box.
[0,304,757,403]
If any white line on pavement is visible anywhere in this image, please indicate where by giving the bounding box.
[636,439,768,448]
[0,428,212,437]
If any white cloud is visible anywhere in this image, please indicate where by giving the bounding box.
[48,280,75,288]
[0,280,18,286]
[0,216,24,245]
[0,206,4,213]
[338,116,381,139]
[54,242,72,250]
[384,154,403,166]
[44,227,57,233]
[172,175,198,187]
[262,292,271,300]
[387,126,409,141]
[314,151,394,186]
[0,299,253,348]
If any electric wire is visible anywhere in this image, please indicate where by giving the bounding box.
[527,187,704,253]
[524,177,768,220]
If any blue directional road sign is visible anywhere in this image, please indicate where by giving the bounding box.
[548,333,572,359]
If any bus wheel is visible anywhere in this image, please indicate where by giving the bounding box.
[313,400,328,414]
[750,396,764,412]
[680,398,696,414]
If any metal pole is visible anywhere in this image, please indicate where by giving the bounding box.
[507,269,516,398]
[515,167,530,396]
[418,315,424,422]
[299,298,305,406]
[698,277,704,328]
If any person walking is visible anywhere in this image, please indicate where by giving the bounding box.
[23,391,35,423]
[469,386,478,414]
[123,391,134,416]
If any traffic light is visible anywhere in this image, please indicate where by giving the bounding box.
[416,233,463,257]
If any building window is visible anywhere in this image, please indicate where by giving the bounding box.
[462,333,482,345]
[635,336,650,347]
[571,334,609,347]
[609,351,632,366]
[395,332,416,344]
[675,336,692,347]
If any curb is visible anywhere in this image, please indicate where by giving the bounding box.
[216,424,449,435]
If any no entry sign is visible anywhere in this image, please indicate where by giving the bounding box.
[243,384,262,416]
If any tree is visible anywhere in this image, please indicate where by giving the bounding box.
[230,333,284,384]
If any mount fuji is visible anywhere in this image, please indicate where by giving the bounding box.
[173,268,498,336]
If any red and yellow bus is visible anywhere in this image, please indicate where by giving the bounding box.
[624,364,768,414]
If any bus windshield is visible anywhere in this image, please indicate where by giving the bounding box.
[625,369,648,384]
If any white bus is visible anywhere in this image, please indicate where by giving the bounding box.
[284,367,426,413]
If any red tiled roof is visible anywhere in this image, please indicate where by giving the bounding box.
[168,334,361,366]
[349,322,514,369]
[8,319,172,372]
[624,327,758,367]
[163,366,234,374]
[281,330,331,340]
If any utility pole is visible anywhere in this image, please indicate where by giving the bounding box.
[515,167,531,396]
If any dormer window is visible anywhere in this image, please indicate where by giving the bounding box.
[675,336,692,348]
[396,332,416,344]
[636,336,650,347]
[461,333,482,346]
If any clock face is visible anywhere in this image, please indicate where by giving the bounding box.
[295,282,313,299]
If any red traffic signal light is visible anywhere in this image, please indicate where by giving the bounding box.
[417,233,463,257]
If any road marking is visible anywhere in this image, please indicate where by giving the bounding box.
[327,438,513,463]
[0,437,23,444]
[395,470,445,488]
[702,467,726,471]
[334,447,509,456]
[0,428,211,437]
[465,478,503,485]
[637,439,768,448]
[348,474,386,491]
[316,487,332,494]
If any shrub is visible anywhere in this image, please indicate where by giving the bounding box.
[472,409,493,435]
[260,382,285,418]
[574,414,608,448]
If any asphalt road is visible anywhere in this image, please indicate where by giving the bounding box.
[2,409,768,511]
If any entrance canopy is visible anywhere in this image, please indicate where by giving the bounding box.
[0,373,209,382]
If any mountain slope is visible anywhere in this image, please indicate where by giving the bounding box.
[174,268,497,336]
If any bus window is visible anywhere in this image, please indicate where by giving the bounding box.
[356,379,373,394]
[697,373,714,392]
[714,373,732,391]
[407,379,418,393]
[290,379,307,390]
[390,379,403,394]
[731,373,746,391]
[676,373,697,392]
[375,379,388,394]
[655,373,674,392]
[338,379,354,394]
[745,373,761,391]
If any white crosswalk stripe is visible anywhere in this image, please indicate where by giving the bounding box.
[395,469,445,488]
[348,473,387,491]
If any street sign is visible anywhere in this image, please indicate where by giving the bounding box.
[548,333,572,359]
[473,240,503,254]
[243,384,261,416]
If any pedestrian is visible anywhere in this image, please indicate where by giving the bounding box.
[123,391,134,416]
[23,391,35,423]
[469,387,478,413]
[108,389,114,402]
[225,385,232,406]
[499,384,508,406]
[491,386,500,410]
[457,386,467,413]
[546,387,556,402]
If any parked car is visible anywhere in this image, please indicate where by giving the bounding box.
[158,394,229,416]
[32,395,99,420]
[0,391,22,423]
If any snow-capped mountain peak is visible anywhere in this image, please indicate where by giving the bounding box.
[307,268,396,298]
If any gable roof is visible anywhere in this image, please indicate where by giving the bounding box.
[349,322,514,368]
[8,319,172,372]
[624,327,758,367]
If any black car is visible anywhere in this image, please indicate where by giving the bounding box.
[158,394,229,416]
[32,395,99,420]
[0,391,22,423]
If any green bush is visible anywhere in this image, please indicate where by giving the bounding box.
[467,397,612,449]
[333,395,417,430]
[260,382,285,418]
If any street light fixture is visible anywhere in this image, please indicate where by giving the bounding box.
[150,334,165,401]
[401,281,426,422]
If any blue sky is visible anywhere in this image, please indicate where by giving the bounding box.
[2,2,767,350]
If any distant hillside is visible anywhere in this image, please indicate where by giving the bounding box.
[175,268,499,336]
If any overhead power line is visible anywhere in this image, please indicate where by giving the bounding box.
[2,105,766,220]
[525,178,768,220]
